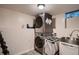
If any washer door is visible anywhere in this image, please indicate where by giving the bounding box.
[35,36,44,48]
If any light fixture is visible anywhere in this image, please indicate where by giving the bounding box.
[37,4,45,9]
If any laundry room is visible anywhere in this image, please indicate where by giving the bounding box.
[0,4,79,55]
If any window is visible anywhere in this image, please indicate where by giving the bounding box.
[65,10,79,19]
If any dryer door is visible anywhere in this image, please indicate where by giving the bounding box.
[34,16,43,28]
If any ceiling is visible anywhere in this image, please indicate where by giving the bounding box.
[0,4,79,16]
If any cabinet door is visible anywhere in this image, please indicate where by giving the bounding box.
[59,42,79,55]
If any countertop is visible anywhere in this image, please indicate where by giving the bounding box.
[60,38,79,45]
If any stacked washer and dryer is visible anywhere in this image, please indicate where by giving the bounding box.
[34,13,58,55]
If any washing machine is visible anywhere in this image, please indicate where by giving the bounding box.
[34,32,45,54]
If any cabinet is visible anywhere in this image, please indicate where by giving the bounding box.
[59,42,79,55]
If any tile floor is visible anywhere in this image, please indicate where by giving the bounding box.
[22,50,59,55]
[22,50,41,55]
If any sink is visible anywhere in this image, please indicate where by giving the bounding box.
[61,37,79,45]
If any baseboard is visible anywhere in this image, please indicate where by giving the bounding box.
[14,48,34,55]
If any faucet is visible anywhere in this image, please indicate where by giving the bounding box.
[70,29,79,40]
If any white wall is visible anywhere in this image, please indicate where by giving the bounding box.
[53,13,79,38]
[0,8,35,55]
